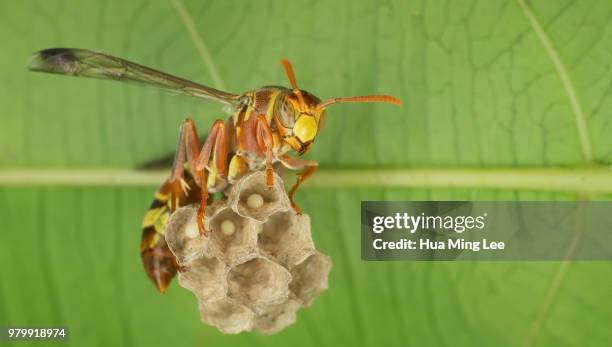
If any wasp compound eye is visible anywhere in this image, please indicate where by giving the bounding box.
[164,171,332,334]
[277,98,297,128]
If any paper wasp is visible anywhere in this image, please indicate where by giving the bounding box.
[28,48,401,292]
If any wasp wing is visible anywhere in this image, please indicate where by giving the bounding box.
[28,48,239,106]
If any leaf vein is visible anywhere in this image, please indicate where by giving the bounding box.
[517,0,594,164]
[171,0,227,90]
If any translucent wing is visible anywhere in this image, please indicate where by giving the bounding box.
[28,48,239,105]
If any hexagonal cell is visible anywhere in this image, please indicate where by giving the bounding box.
[198,298,254,334]
[206,206,259,265]
[203,199,227,221]
[164,205,206,264]
[253,299,301,335]
[162,170,332,335]
[228,171,290,222]
[227,257,291,311]
[178,256,226,301]
[258,211,315,267]
[289,251,332,306]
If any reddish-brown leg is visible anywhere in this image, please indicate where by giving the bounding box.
[278,154,318,214]
[168,118,201,211]
[151,117,221,282]
[195,119,228,236]
[255,114,275,187]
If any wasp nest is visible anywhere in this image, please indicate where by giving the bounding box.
[164,171,332,334]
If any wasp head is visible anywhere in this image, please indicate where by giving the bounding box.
[274,88,322,155]
[275,60,401,156]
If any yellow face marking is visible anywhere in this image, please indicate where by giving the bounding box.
[294,115,317,143]
[284,137,301,151]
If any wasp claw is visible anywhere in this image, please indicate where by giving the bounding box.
[290,200,303,215]
[197,216,208,237]
[197,220,208,237]
[197,202,209,237]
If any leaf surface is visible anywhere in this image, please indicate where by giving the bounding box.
[1,1,611,346]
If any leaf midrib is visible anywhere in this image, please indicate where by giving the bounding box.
[0,167,611,194]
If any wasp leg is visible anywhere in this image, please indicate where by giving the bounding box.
[136,134,208,170]
[278,154,318,214]
[167,118,202,211]
[255,114,275,188]
[195,119,228,236]
[141,118,205,293]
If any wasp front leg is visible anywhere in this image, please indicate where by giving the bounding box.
[278,154,318,214]
[255,114,275,188]
[194,119,228,236]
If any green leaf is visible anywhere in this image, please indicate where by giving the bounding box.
[1,1,611,346]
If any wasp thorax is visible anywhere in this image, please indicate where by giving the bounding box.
[163,171,332,334]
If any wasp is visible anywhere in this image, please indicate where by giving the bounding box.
[28,48,401,292]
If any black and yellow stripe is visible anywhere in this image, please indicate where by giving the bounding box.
[140,170,201,293]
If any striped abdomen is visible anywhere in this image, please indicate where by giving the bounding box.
[140,170,201,293]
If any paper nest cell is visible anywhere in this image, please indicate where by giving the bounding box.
[164,171,332,334]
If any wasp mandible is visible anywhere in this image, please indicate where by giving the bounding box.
[28,48,401,292]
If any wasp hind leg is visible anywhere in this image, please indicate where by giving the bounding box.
[167,118,202,209]
[141,117,224,293]
[166,117,228,236]
[194,119,228,236]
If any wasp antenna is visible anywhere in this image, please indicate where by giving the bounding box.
[317,95,401,111]
[280,59,306,105]
[280,59,299,90]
